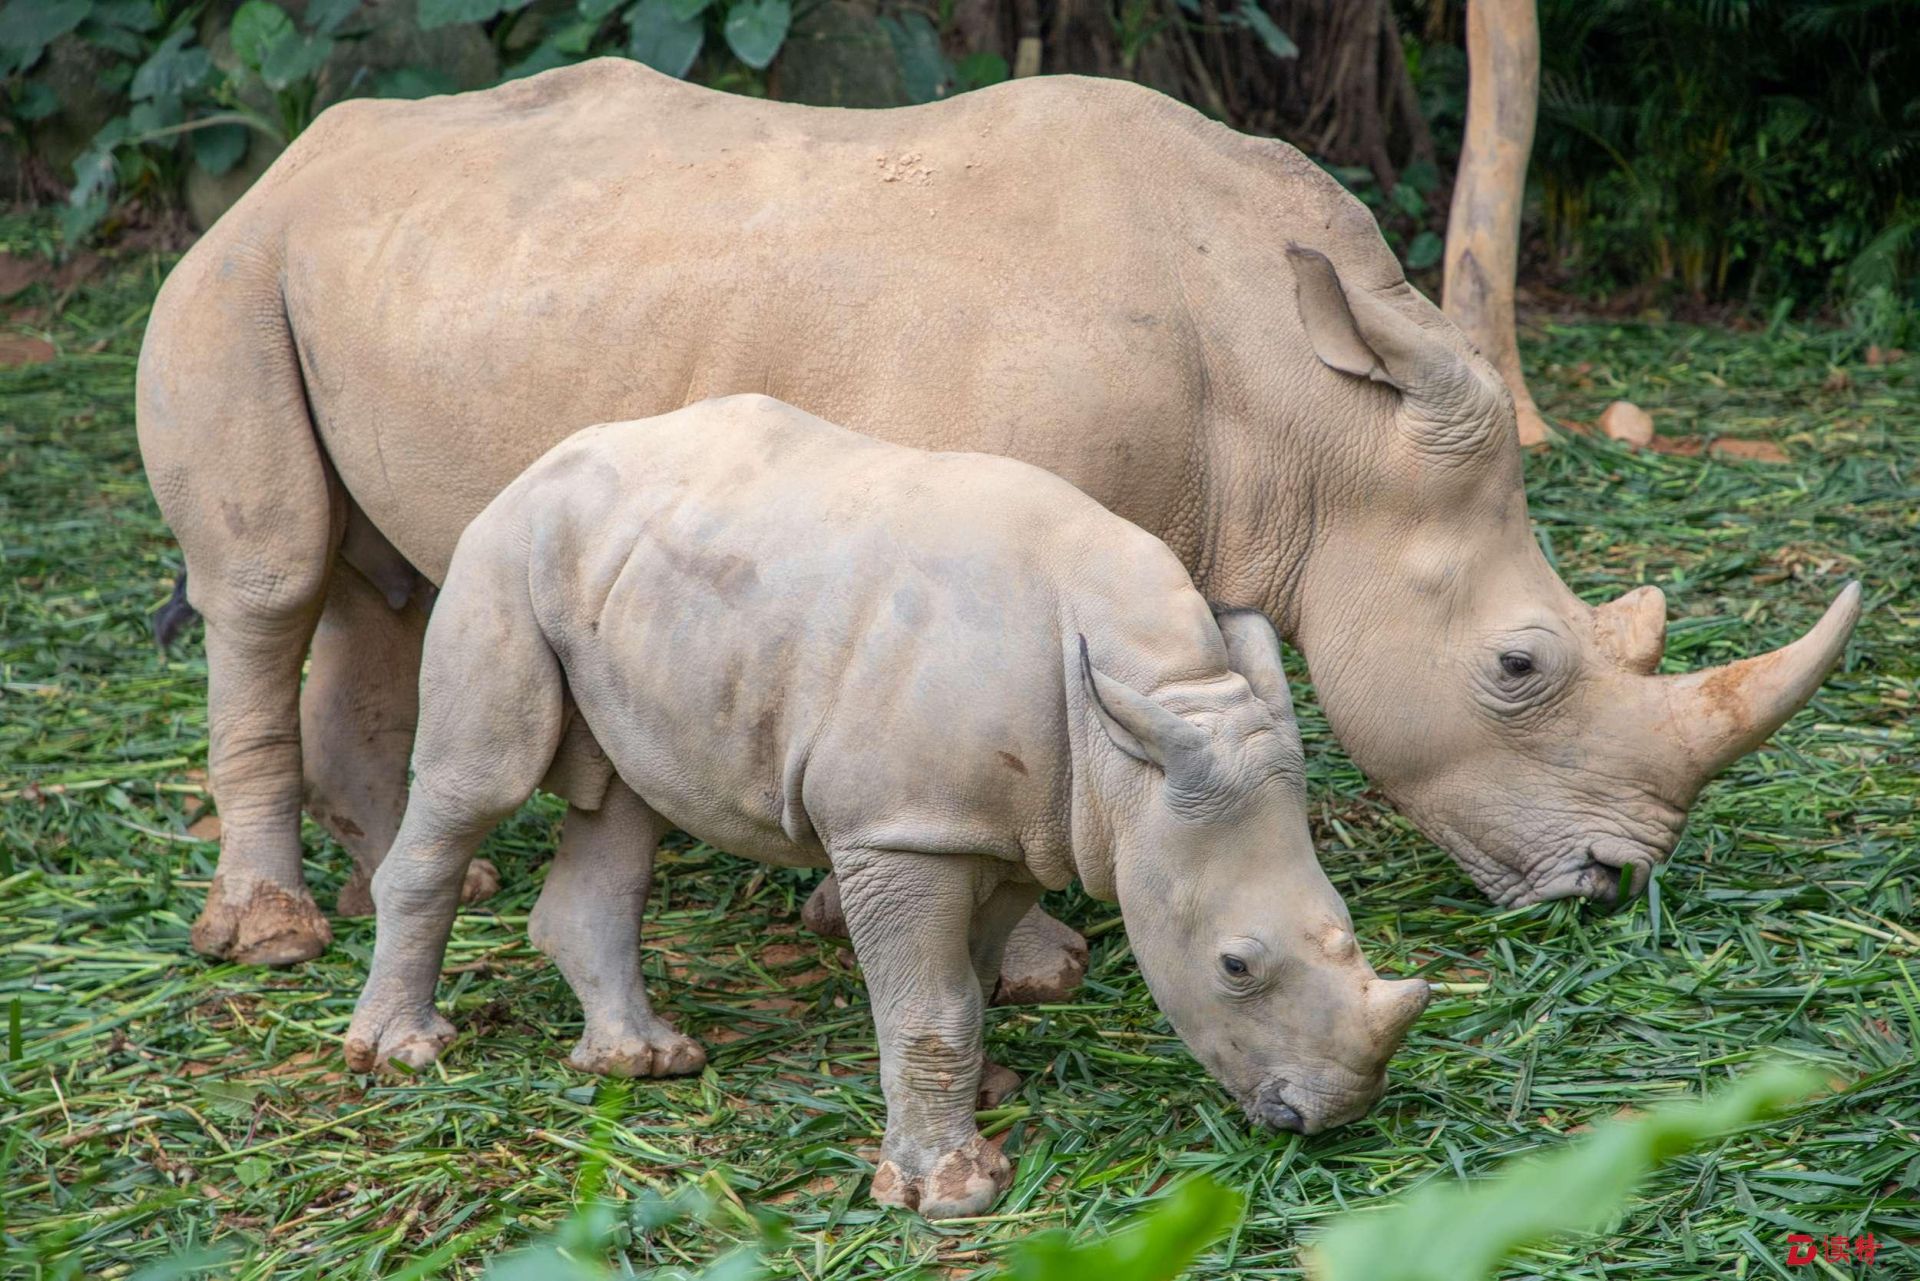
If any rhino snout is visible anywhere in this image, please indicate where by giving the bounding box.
[1244,1077,1376,1137]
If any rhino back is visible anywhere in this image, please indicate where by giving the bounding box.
[510,396,1201,870]
[236,60,1392,588]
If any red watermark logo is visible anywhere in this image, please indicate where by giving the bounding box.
[1786,1233,1881,1266]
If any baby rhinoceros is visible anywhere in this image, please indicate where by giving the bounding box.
[344,395,1428,1218]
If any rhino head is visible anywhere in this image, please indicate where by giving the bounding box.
[1079,613,1428,1134]
[1277,247,1862,907]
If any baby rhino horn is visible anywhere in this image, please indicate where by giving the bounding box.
[1364,977,1430,1050]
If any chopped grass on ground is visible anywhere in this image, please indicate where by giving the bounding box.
[0,234,1914,1279]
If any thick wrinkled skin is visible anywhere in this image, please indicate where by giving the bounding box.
[137,61,1858,969]
[343,399,1426,1218]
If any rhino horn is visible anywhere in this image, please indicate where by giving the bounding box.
[1365,977,1430,1049]
[1660,582,1863,781]
[1594,585,1668,674]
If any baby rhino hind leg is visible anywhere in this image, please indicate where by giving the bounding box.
[344,554,564,1073]
[529,780,706,1078]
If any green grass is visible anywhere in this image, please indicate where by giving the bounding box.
[1,235,1914,1280]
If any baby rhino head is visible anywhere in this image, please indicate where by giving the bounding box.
[1081,610,1428,1135]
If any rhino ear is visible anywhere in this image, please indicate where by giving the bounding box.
[1210,606,1296,725]
[1288,244,1405,390]
[1078,635,1207,769]
[1287,244,1498,423]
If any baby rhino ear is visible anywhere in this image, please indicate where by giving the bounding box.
[1210,607,1296,725]
[1078,636,1207,770]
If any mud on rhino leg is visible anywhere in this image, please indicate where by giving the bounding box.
[305,566,498,917]
[833,848,1012,1221]
[529,780,706,1078]
[803,875,1087,1006]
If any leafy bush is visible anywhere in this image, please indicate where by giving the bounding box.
[1534,0,1920,337]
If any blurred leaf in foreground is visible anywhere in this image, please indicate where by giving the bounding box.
[993,1175,1246,1281]
[1306,1063,1825,1281]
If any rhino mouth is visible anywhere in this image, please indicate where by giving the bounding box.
[1240,1072,1385,1136]
[1428,810,1678,910]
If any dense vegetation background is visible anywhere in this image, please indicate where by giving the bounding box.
[3,0,1917,339]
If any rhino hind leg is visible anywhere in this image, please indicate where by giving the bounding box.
[529,781,707,1079]
[992,907,1091,1006]
[138,275,342,966]
[803,875,1089,1007]
[305,566,500,917]
[345,550,566,1072]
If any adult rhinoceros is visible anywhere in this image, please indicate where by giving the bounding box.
[137,59,1859,974]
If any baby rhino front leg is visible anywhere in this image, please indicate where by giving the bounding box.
[835,848,1011,1221]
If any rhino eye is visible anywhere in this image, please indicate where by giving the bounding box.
[1220,954,1249,978]
[1499,652,1535,678]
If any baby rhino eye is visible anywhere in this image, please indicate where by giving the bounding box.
[1220,954,1249,978]
[1499,652,1535,678]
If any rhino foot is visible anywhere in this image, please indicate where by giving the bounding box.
[991,910,1089,1006]
[343,1002,456,1073]
[191,874,333,967]
[800,874,849,938]
[337,857,500,918]
[459,857,502,905]
[872,1133,1012,1220]
[566,1020,707,1078]
[977,1060,1021,1109]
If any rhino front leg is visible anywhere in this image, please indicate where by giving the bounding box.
[528,780,706,1078]
[834,848,1012,1220]
[804,877,1087,1006]
[304,565,499,918]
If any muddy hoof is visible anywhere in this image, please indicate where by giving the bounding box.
[801,874,849,939]
[460,858,502,905]
[190,875,333,967]
[567,1021,707,1078]
[991,909,1088,1006]
[977,1060,1021,1109]
[343,1004,456,1073]
[872,1134,1012,1220]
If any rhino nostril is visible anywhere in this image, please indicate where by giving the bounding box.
[1578,849,1649,907]
[1258,1101,1306,1133]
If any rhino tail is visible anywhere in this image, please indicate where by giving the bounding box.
[152,571,200,651]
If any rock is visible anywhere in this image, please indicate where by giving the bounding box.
[186,0,495,229]
[1598,399,1654,449]
[0,335,57,367]
[1707,438,1789,464]
[21,36,121,182]
[186,133,285,231]
[773,0,909,108]
[315,0,498,109]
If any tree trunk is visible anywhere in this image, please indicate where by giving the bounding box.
[1443,0,1550,447]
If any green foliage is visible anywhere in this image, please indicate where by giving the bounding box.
[997,1177,1245,1281]
[1535,0,1920,331]
[1309,1064,1824,1281]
